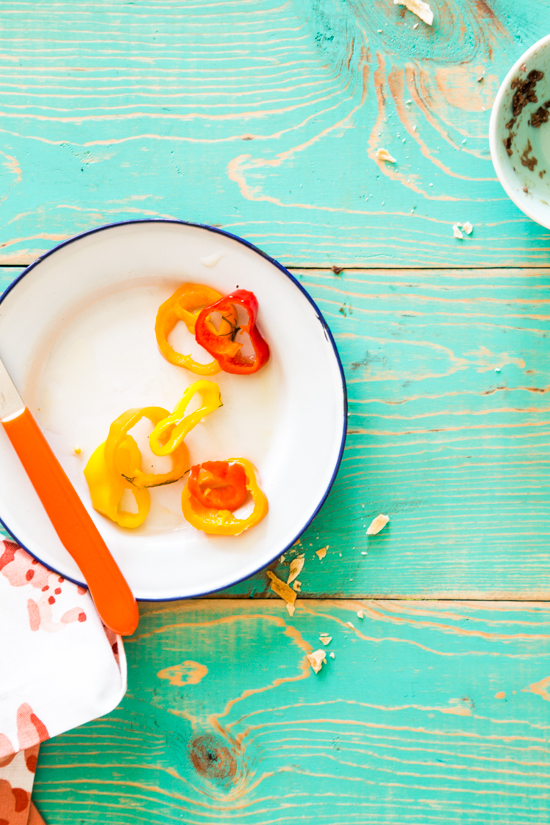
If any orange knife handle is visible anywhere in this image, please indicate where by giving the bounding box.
[2,408,139,636]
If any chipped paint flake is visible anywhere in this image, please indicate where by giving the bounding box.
[524,674,550,701]
[319,634,332,645]
[157,660,208,687]
[307,649,327,674]
[366,514,389,536]
[394,0,434,25]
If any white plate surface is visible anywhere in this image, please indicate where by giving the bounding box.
[0,221,346,599]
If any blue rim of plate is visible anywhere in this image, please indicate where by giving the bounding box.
[0,219,348,602]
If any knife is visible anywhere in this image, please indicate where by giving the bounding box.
[0,358,139,636]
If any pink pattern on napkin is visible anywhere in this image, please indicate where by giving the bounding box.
[0,706,49,758]
[0,537,127,823]
[0,743,41,825]
[0,542,86,633]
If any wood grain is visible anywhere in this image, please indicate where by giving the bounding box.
[0,0,549,267]
[34,599,550,825]
[229,266,550,598]
[2,265,550,598]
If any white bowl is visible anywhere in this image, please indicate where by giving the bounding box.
[0,220,347,600]
[490,34,550,228]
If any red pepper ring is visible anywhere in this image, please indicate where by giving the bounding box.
[187,461,247,511]
[194,289,270,375]
[181,457,268,536]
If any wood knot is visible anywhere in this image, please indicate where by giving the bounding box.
[188,734,237,781]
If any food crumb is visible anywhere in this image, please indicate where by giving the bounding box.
[394,0,433,25]
[329,651,336,659]
[74,447,81,455]
[307,649,327,674]
[286,602,295,617]
[462,221,473,235]
[453,224,464,239]
[357,610,364,619]
[520,139,537,170]
[319,633,332,645]
[523,185,529,193]
[331,265,343,274]
[511,70,544,118]
[199,251,226,268]
[366,514,390,535]
[346,621,355,629]
[267,571,297,605]
[530,105,550,128]
[316,546,328,560]
[376,147,396,163]
[288,554,305,584]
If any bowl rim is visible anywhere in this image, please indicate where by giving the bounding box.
[0,218,348,601]
[489,33,550,229]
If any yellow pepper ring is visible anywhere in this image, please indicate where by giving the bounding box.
[149,380,222,458]
[105,406,189,489]
[155,283,238,376]
[84,440,150,529]
[181,457,268,536]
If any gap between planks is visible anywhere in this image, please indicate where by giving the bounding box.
[5,264,550,271]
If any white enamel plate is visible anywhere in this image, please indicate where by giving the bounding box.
[0,221,346,600]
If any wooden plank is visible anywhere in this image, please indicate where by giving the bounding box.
[34,598,550,825]
[0,265,21,293]
[0,0,549,267]
[2,265,550,598]
[226,267,550,598]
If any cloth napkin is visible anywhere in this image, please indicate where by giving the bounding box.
[0,538,128,823]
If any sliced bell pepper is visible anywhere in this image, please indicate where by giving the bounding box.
[194,289,270,375]
[155,283,237,375]
[181,457,268,535]
[149,380,222,457]
[187,460,247,511]
[84,438,150,529]
[105,406,189,489]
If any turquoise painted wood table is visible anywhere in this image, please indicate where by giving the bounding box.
[1,1,550,822]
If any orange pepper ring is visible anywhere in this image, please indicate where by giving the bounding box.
[155,283,238,376]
